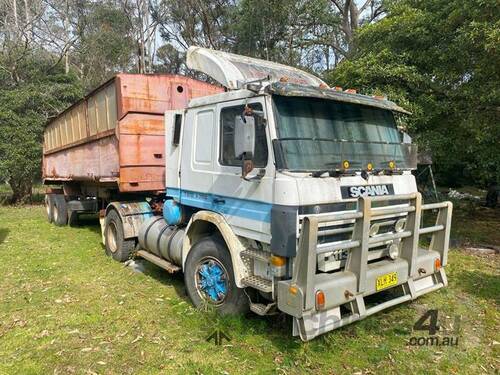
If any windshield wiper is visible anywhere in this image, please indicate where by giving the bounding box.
[311,170,352,177]
[279,137,338,142]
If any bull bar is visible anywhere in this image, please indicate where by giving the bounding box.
[277,193,453,341]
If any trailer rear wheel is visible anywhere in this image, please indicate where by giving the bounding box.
[52,195,68,226]
[184,235,249,315]
[68,209,79,227]
[45,195,54,223]
[104,209,135,262]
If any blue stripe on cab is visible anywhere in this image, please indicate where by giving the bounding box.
[166,187,272,223]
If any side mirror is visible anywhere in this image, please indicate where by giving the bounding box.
[401,131,412,144]
[234,115,256,179]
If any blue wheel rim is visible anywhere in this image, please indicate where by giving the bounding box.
[195,257,228,305]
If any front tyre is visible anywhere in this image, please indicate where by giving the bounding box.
[104,209,135,262]
[184,235,249,315]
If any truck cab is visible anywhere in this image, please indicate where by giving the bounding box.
[155,47,452,340]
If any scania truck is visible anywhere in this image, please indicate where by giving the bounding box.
[43,47,452,341]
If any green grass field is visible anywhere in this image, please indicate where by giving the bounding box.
[0,204,498,374]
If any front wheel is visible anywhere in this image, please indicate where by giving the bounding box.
[104,209,135,262]
[184,235,249,315]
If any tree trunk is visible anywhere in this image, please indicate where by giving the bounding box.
[12,0,18,38]
[9,178,32,204]
[23,0,30,42]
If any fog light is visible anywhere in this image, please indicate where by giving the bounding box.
[315,290,325,310]
[270,255,286,267]
[369,223,380,237]
[395,218,406,232]
[388,243,400,259]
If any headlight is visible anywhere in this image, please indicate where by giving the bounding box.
[388,243,400,259]
[369,223,380,236]
[395,218,406,232]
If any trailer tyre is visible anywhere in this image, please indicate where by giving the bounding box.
[67,209,79,227]
[52,195,68,226]
[184,235,249,315]
[45,195,54,223]
[104,209,134,262]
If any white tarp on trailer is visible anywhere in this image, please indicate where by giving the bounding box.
[186,46,329,90]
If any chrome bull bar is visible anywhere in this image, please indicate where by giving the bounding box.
[277,192,453,341]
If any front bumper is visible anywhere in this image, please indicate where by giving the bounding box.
[276,193,452,341]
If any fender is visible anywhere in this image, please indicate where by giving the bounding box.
[182,210,250,288]
[105,202,154,239]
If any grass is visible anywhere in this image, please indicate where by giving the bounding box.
[0,204,498,374]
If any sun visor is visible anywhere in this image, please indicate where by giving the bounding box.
[186,46,328,90]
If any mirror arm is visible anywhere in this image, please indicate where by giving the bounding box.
[243,168,265,182]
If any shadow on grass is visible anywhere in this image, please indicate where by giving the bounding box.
[72,213,102,235]
[129,257,301,346]
[131,258,189,302]
[456,270,500,304]
[0,228,9,244]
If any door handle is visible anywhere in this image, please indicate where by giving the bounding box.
[213,197,226,204]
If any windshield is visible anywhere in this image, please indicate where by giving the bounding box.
[272,95,417,171]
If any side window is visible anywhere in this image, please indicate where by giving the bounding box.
[194,110,214,164]
[220,103,268,167]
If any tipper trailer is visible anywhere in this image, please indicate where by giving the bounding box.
[43,47,452,340]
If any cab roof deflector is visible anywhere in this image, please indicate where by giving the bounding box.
[268,82,412,115]
[186,46,329,90]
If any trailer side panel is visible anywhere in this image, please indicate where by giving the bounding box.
[43,74,223,192]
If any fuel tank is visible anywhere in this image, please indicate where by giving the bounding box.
[138,216,185,265]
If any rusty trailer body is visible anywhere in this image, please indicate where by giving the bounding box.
[42,74,222,193]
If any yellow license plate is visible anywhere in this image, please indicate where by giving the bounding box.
[376,272,398,291]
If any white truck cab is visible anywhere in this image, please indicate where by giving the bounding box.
[117,47,452,340]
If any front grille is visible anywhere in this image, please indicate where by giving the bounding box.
[297,204,408,273]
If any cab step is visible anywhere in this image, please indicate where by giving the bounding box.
[250,302,277,316]
[241,275,273,293]
[241,248,271,263]
[136,250,181,273]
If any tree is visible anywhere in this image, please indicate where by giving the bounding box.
[328,0,500,186]
[328,0,385,57]
[155,43,186,74]
[0,46,82,202]
[152,0,236,51]
[76,2,136,88]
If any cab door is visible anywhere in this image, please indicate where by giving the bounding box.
[177,107,216,210]
[211,97,274,243]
